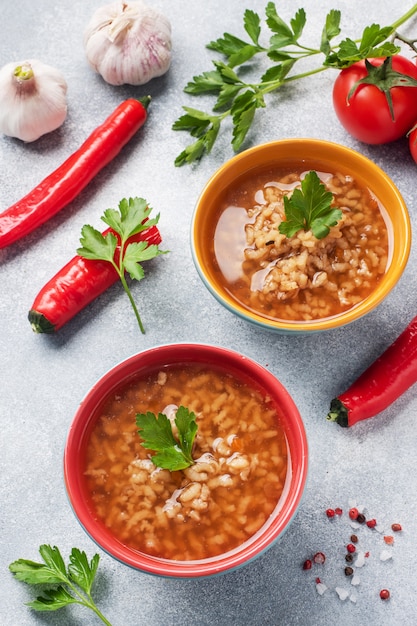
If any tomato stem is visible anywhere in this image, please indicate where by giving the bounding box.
[394,32,417,54]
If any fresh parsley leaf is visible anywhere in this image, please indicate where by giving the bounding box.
[261,59,296,83]
[320,9,341,56]
[291,8,307,39]
[174,405,198,461]
[244,9,262,44]
[324,24,400,67]
[265,3,295,42]
[9,545,112,625]
[230,89,263,150]
[207,32,250,58]
[27,586,77,611]
[173,110,222,165]
[228,45,262,69]
[102,197,158,240]
[68,548,100,595]
[278,171,342,239]
[77,197,167,334]
[136,405,198,471]
[184,69,225,95]
[78,226,117,263]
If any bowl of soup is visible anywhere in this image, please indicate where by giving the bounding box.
[191,139,411,333]
[64,343,308,577]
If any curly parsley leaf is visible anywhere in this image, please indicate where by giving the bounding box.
[278,171,342,239]
[9,545,112,625]
[77,197,167,333]
[136,405,198,471]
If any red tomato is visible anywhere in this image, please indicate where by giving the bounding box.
[333,55,417,144]
[409,124,417,163]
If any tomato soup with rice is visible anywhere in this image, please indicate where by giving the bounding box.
[83,363,288,561]
[213,167,390,322]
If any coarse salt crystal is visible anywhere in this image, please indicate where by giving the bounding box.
[380,550,393,562]
[349,520,361,530]
[351,574,361,586]
[316,582,328,596]
[350,592,358,603]
[355,552,366,568]
[335,587,350,601]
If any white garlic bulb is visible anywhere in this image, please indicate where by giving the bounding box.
[0,60,67,142]
[84,1,172,86]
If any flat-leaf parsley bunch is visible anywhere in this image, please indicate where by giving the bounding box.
[9,545,112,625]
[78,196,167,334]
[173,2,417,165]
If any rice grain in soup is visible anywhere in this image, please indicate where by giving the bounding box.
[213,168,390,322]
[83,364,288,561]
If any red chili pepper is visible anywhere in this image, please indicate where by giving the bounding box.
[28,223,161,333]
[327,315,417,427]
[0,97,150,250]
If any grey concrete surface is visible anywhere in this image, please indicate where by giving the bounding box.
[1,1,417,625]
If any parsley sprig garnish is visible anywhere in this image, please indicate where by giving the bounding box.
[136,405,198,471]
[173,3,417,165]
[278,171,342,240]
[77,197,167,334]
[9,545,112,625]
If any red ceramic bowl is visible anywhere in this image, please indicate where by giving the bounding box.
[64,344,308,578]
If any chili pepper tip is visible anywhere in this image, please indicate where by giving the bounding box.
[326,398,349,427]
[138,95,151,110]
[28,310,56,334]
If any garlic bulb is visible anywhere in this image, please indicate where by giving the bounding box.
[84,1,172,86]
[0,60,67,142]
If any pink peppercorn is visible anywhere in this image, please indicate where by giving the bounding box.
[326,508,335,518]
[384,535,394,545]
[346,543,356,554]
[349,507,359,520]
[380,589,390,600]
[303,559,312,570]
[335,507,343,516]
[366,518,377,529]
[313,552,326,564]
[392,523,402,532]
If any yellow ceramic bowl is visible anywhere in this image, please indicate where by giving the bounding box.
[191,139,411,333]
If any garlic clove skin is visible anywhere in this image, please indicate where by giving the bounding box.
[84,1,172,86]
[0,60,67,142]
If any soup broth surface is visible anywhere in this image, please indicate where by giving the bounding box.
[84,364,288,561]
[213,167,390,321]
